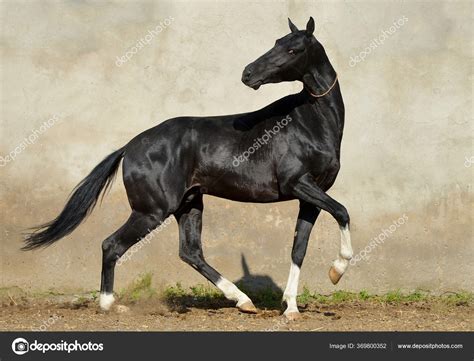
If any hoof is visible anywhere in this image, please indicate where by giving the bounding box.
[115,305,130,313]
[238,301,258,314]
[329,266,343,285]
[284,311,301,321]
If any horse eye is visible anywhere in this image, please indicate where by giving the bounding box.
[288,49,295,55]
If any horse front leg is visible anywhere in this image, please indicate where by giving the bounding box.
[290,173,353,285]
[282,201,320,320]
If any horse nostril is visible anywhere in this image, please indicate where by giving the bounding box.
[242,66,254,82]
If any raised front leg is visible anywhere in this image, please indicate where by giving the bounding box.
[175,195,257,313]
[290,173,353,285]
[283,201,320,320]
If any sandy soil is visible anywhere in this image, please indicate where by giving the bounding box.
[0,295,472,332]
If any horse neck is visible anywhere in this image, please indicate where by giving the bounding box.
[302,47,337,92]
[299,57,345,143]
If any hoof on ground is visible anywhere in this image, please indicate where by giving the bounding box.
[238,301,258,314]
[329,266,343,285]
[115,305,130,313]
[284,311,301,321]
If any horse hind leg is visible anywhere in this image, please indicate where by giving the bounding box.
[99,210,164,311]
[175,195,257,313]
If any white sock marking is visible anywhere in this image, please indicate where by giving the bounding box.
[99,293,115,311]
[283,262,300,314]
[215,277,251,307]
[333,224,353,275]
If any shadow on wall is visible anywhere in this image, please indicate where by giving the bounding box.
[234,254,283,294]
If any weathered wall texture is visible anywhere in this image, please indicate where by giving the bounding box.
[1,1,472,294]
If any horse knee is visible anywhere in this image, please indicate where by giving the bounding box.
[179,249,197,265]
[179,249,205,270]
[179,250,191,264]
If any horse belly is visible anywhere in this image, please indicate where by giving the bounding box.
[202,171,282,203]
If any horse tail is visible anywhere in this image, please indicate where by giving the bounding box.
[22,147,125,250]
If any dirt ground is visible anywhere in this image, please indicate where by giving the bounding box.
[1,294,472,332]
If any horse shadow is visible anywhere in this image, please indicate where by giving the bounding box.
[234,254,283,309]
[165,254,283,313]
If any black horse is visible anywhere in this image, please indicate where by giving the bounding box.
[24,17,352,320]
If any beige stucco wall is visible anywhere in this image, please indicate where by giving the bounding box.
[1,0,472,295]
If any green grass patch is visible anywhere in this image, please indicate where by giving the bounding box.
[296,288,472,306]
[358,290,370,300]
[298,286,313,304]
[162,283,473,308]
[443,291,473,306]
[119,272,156,303]
[190,284,223,299]
[384,289,404,303]
[32,289,65,298]
[163,282,188,299]
[164,282,283,309]
[164,282,225,301]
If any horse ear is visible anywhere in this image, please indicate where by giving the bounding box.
[305,17,315,36]
[288,18,299,33]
